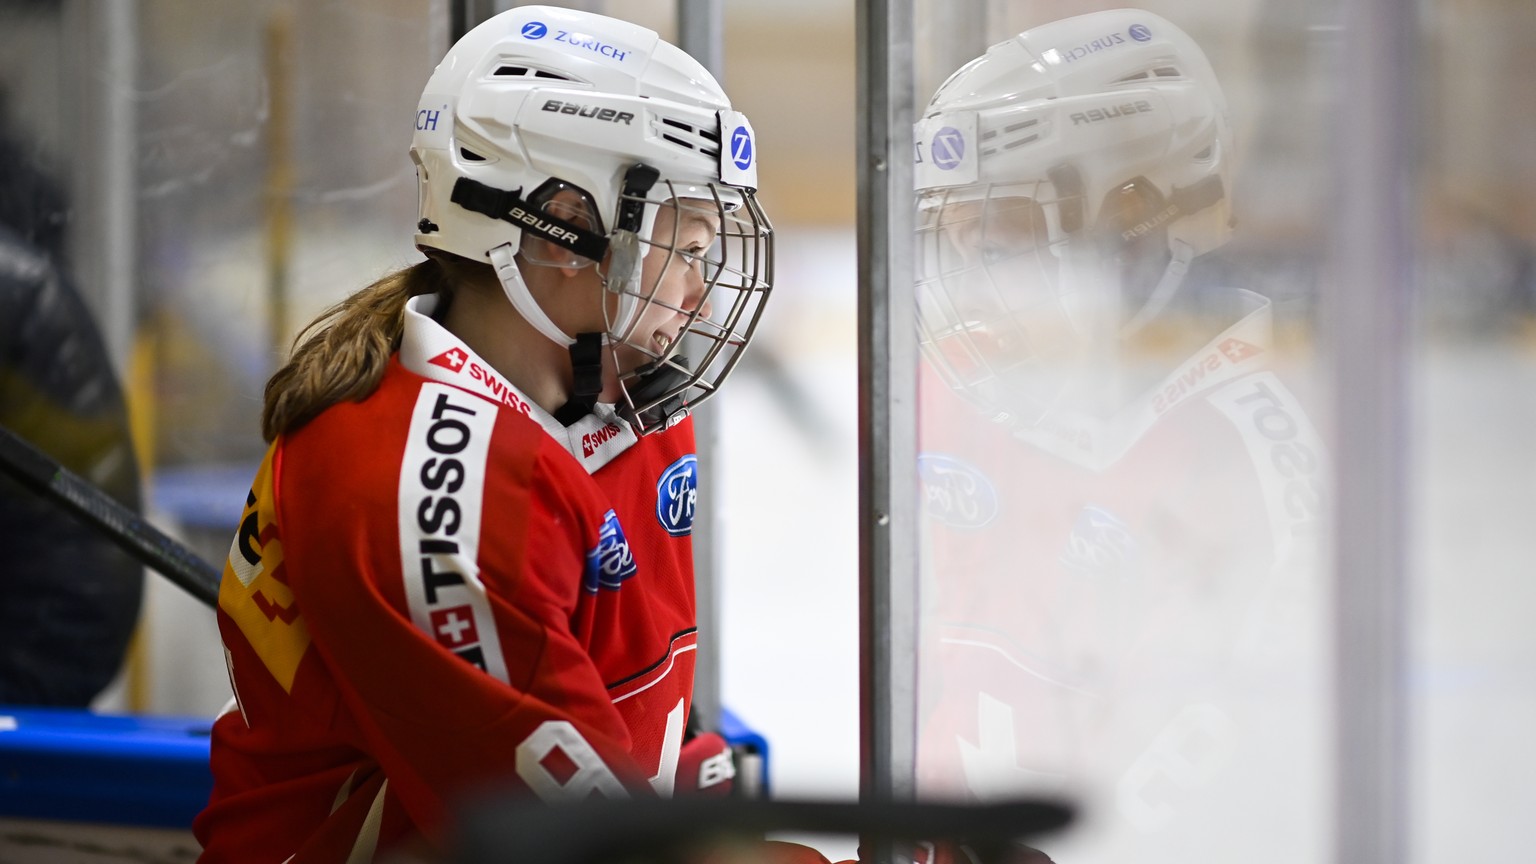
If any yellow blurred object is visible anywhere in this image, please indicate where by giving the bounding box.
[123,328,158,713]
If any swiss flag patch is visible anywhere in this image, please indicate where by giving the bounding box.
[1219,338,1262,363]
[429,348,469,372]
[430,605,479,648]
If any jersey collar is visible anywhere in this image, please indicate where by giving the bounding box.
[1008,289,1275,470]
[400,294,639,473]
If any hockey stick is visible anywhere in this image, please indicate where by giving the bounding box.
[0,422,222,608]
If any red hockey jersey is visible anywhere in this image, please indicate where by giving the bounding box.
[195,295,701,862]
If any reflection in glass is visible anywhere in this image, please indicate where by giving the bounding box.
[912,10,1328,861]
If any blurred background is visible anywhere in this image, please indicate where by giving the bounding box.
[0,0,1532,862]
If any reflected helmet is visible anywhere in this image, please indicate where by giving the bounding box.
[914,9,1233,421]
[411,5,773,433]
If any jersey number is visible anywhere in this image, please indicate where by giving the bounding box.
[515,698,686,801]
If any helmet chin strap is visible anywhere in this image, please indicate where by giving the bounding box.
[488,242,606,426]
[489,243,576,348]
[555,332,606,427]
[1118,238,1193,338]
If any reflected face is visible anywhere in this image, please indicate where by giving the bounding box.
[916,189,1083,420]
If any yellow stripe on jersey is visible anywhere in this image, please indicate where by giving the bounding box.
[219,442,311,692]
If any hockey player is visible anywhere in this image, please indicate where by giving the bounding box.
[193,7,803,861]
[912,10,1326,861]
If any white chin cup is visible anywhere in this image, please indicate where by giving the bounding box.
[489,243,576,348]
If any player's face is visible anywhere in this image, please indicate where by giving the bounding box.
[610,198,720,376]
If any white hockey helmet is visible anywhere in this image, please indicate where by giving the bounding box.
[410,5,772,433]
[914,9,1233,421]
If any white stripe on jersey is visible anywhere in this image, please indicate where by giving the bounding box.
[397,382,510,684]
[1205,371,1327,565]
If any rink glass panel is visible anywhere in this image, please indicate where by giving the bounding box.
[0,0,447,711]
[906,1,1536,861]
[128,0,446,472]
[909,3,1304,862]
[0,0,446,545]
[1409,2,1536,860]
[0,0,449,474]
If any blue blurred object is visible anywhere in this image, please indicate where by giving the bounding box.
[0,706,772,829]
[150,462,259,531]
[0,707,214,828]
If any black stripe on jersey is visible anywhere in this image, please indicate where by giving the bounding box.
[604,627,698,691]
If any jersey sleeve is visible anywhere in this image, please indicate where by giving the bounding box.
[269,384,661,842]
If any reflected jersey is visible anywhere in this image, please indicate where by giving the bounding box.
[915,291,1327,838]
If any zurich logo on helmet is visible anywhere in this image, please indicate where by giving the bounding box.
[656,454,699,537]
[521,21,548,40]
[918,453,998,529]
[931,127,965,171]
[730,127,754,171]
[1128,24,1152,42]
[583,509,638,592]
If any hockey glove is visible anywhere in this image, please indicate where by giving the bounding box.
[675,731,738,796]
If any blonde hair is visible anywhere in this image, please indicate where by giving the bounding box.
[261,259,449,441]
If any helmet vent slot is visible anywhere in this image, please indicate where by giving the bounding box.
[460,148,488,162]
[981,118,1042,156]
[658,117,720,159]
[1116,66,1183,84]
[491,64,573,81]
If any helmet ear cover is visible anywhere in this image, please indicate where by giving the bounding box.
[521,179,606,269]
[450,177,609,262]
[1088,173,1227,270]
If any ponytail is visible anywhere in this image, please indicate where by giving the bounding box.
[261,259,448,441]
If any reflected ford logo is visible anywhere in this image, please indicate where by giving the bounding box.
[918,453,998,529]
[521,21,548,39]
